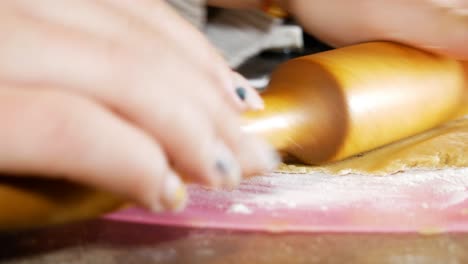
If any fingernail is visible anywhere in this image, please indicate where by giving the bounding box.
[233,72,264,110]
[252,138,281,172]
[214,142,242,188]
[235,87,247,101]
[244,88,265,111]
[161,173,187,212]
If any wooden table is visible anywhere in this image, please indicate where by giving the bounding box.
[1,219,468,264]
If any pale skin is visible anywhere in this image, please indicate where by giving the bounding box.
[209,0,468,60]
[0,0,276,212]
[0,0,467,212]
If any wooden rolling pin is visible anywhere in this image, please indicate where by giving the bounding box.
[1,41,466,231]
[243,42,467,164]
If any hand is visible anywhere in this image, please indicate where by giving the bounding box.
[285,0,468,60]
[208,0,467,59]
[0,0,278,212]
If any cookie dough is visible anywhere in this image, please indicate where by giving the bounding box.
[279,115,468,175]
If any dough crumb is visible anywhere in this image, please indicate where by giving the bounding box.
[227,203,252,214]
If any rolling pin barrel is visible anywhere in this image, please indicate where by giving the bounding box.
[243,42,466,164]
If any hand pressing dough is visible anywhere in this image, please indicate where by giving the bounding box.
[278,116,468,175]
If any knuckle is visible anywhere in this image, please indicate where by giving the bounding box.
[223,116,243,144]
[209,67,232,92]
[98,43,152,103]
[29,93,93,161]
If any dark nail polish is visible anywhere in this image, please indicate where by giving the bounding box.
[235,87,247,101]
[216,159,229,175]
[215,142,241,187]
[215,158,241,187]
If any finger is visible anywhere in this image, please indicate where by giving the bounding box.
[11,0,149,44]
[185,82,278,180]
[12,0,251,111]
[101,0,254,110]
[0,87,186,212]
[232,71,264,110]
[96,1,276,178]
[0,6,278,187]
[237,135,282,177]
[290,0,468,60]
[380,0,468,59]
[137,95,243,189]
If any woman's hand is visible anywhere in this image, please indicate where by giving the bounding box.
[0,0,278,211]
[208,0,468,59]
[286,0,468,60]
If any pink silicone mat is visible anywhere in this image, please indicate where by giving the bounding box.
[105,168,468,233]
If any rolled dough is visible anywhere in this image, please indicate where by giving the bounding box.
[279,115,468,175]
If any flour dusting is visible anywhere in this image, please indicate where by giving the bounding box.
[230,168,468,212]
[107,167,468,233]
